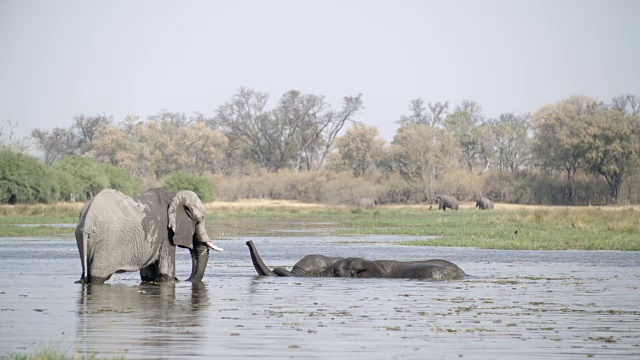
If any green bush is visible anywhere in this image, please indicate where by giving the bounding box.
[52,155,109,201]
[0,150,58,203]
[163,171,215,202]
[50,167,82,202]
[103,164,141,195]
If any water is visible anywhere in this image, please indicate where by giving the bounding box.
[0,234,639,359]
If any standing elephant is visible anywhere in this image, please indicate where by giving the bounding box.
[357,198,376,208]
[476,197,494,210]
[432,194,459,211]
[75,188,223,284]
[246,241,465,280]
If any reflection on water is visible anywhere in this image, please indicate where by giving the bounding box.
[76,282,209,358]
[0,235,638,359]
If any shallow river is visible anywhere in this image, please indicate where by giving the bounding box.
[0,231,639,359]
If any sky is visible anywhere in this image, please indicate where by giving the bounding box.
[1,0,639,142]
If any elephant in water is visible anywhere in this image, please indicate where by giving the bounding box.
[246,241,465,280]
[431,194,459,211]
[75,188,223,284]
[247,240,343,277]
[476,197,494,210]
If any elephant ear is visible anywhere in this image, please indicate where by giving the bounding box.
[168,192,196,249]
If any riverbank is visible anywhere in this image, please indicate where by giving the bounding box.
[1,200,638,250]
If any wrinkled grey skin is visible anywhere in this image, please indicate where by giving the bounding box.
[247,240,343,276]
[327,258,466,280]
[433,194,459,211]
[247,241,465,280]
[357,198,376,208]
[75,188,220,284]
[476,197,494,210]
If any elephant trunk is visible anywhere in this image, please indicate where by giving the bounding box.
[187,222,213,282]
[246,240,277,276]
[187,242,209,282]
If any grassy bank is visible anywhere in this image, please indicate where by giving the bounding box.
[1,348,124,360]
[1,201,638,251]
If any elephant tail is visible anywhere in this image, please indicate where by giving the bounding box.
[246,240,277,276]
[82,231,89,283]
[74,229,89,284]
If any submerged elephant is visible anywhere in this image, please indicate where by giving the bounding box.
[75,188,223,284]
[247,240,343,276]
[246,241,465,280]
[476,197,494,210]
[432,194,459,211]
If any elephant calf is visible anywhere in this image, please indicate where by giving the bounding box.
[476,197,494,210]
[247,241,465,280]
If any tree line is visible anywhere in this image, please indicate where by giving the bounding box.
[1,89,639,205]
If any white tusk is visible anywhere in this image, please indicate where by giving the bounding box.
[205,242,224,252]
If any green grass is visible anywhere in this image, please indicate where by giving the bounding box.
[0,225,76,237]
[1,202,638,251]
[333,208,640,250]
[1,347,124,360]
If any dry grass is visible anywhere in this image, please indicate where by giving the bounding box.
[0,202,84,219]
[205,199,330,210]
[205,199,640,212]
[2,199,637,216]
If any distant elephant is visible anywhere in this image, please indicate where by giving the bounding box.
[476,197,494,210]
[357,197,376,208]
[246,241,465,280]
[75,188,223,284]
[432,194,459,211]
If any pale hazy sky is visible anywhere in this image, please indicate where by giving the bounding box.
[1,0,639,142]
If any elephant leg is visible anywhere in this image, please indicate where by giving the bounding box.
[140,262,174,283]
[157,242,176,281]
[140,263,160,282]
[88,253,117,284]
[140,242,176,283]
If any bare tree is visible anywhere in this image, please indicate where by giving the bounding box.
[308,94,363,171]
[611,94,640,116]
[72,114,111,153]
[396,98,448,127]
[215,88,363,172]
[273,90,326,171]
[148,110,191,127]
[214,88,275,170]
[31,127,77,165]
[0,120,30,153]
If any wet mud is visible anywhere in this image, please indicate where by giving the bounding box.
[1,233,639,359]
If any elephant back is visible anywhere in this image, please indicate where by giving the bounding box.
[82,189,148,251]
